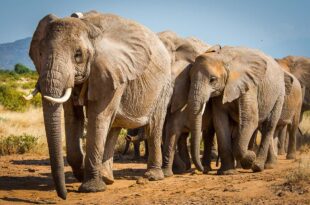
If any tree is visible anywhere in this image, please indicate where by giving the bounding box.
[14,63,31,74]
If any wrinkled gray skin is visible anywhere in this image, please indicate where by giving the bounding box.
[249,71,302,168]
[275,56,310,154]
[189,45,287,174]
[29,11,172,199]
[157,31,215,177]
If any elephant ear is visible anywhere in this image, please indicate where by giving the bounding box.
[283,71,294,95]
[83,14,154,100]
[170,61,191,113]
[29,14,58,72]
[222,51,267,104]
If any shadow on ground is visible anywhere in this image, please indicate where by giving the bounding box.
[0,171,77,192]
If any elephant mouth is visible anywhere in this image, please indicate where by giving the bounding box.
[74,58,90,85]
[74,63,90,85]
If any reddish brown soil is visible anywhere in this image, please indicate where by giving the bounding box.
[0,154,309,205]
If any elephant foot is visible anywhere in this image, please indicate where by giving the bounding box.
[101,162,114,185]
[264,162,276,169]
[211,150,218,160]
[144,168,164,181]
[217,168,238,175]
[203,165,212,174]
[79,178,106,193]
[72,168,84,182]
[162,167,174,177]
[102,175,114,185]
[286,153,296,160]
[252,160,264,172]
[278,149,285,155]
[235,160,242,168]
[172,162,187,174]
[240,151,256,170]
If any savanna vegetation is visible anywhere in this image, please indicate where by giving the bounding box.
[0,66,131,156]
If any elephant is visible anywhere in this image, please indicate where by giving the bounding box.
[122,128,148,159]
[269,71,302,163]
[25,11,172,199]
[249,71,302,168]
[276,56,310,115]
[275,56,310,152]
[156,31,216,177]
[188,45,292,174]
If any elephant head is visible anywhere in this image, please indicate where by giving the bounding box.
[27,12,99,199]
[188,45,267,171]
[27,11,157,199]
[157,31,210,113]
[276,56,310,107]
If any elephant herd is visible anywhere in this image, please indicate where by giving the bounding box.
[23,11,310,199]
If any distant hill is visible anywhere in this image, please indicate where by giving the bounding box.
[0,37,34,70]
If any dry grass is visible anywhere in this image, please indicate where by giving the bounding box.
[0,105,64,155]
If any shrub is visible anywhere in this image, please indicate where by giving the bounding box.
[0,85,30,111]
[0,134,39,155]
[21,81,36,89]
[14,63,32,74]
[286,153,310,185]
[0,69,20,82]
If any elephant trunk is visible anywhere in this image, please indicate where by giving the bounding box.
[40,57,72,199]
[188,82,209,172]
[42,100,67,199]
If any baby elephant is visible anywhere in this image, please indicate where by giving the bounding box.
[188,45,291,174]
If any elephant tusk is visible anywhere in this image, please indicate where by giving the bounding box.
[199,102,206,115]
[23,88,39,101]
[44,88,72,104]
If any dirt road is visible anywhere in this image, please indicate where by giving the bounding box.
[0,154,309,205]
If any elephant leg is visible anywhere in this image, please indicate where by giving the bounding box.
[286,119,298,159]
[144,140,149,159]
[202,124,215,173]
[172,152,186,174]
[63,100,85,182]
[277,125,287,155]
[212,101,236,175]
[265,137,277,169]
[233,92,258,170]
[122,139,131,155]
[162,123,181,177]
[248,129,258,152]
[178,134,191,171]
[79,89,123,193]
[172,134,189,175]
[133,140,141,159]
[252,98,283,172]
[101,127,121,185]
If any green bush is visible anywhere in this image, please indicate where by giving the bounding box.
[21,81,36,89]
[14,63,32,74]
[0,134,39,155]
[0,70,20,82]
[0,85,30,111]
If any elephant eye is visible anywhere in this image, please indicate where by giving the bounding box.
[74,49,83,64]
[209,76,217,83]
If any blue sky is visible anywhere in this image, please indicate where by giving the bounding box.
[0,0,309,58]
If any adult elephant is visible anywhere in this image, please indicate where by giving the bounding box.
[25,11,172,199]
[157,31,214,176]
[276,56,310,115]
[267,71,302,165]
[275,56,310,153]
[188,45,291,174]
